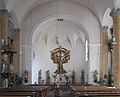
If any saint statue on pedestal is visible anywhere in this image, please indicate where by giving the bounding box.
[1,63,6,74]
[46,70,50,85]
[38,69,42,84]
[1,54,8,75]
[23,70,28,83]
[72,70,75,84]
[92,70,98,83]
[102,74,108,86]
[81,69,85,85]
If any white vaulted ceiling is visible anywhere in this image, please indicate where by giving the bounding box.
[7,0,114,25]
[6,0,114,44]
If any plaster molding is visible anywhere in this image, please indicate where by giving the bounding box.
[0,9,9,17]
[110,8,120,17]
[102,26,108,32]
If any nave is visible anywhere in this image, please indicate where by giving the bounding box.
[2,1,120,97]
[47,91,70,97]
[1,85,120,97]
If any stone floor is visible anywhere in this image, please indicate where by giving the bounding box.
[47,91,120,97]
[47,91,71,97]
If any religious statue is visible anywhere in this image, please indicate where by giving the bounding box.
[81,69,85,85]
[46,70,50,85]
[64,74,69,85]
[92,70,98,83]
[102,74,108,86]
[38,69,42,84]
[52,74,57,85]
[23,70,28,83]
[3,78,8,88]
[2,54,8,62]
[1,62,7,75]
[8,63,14,74]
[71,70,75,84]
[51,45,70,81]
[1,54,8,75]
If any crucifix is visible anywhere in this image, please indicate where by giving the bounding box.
[51,45,70,80]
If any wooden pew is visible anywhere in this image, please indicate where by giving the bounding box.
[0,85,50,97]
[70,85,120,97]
[0,92,35,97]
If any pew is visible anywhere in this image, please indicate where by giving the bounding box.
[0,85,50,97]
[70,85,120,97]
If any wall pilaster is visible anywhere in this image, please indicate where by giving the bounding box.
[110,8,120,88]
[101,26,109,79]
[0,9,9,45]
[13,28,20,75]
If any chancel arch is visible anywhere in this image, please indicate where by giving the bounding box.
[31,17,89,84]
[19,0,102,84]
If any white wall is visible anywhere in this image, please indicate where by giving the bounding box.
[88,44,101,84]
[31,19,87,84]
[32,38,87,84]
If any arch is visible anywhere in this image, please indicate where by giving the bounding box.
[20,0,101,83]
[21,0,100,45]
[9,9,20,28]
[102,8,112,27]
[31,14,90,46]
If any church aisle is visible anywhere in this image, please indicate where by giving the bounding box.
[47,91,71,97]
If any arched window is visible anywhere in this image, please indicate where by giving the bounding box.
[85,40,89,61]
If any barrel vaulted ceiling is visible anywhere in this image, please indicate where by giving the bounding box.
[6,0,114,24]
[6,0,115,47]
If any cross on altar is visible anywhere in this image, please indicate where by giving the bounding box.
[51,45,70,80]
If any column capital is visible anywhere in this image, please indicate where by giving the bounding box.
[14,28,20,32]
[14,28,20,35]
[0,9,9,17]
[110,8,120,17]
[102,26,108,32]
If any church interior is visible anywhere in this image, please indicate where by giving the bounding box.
[1,0,120,97]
